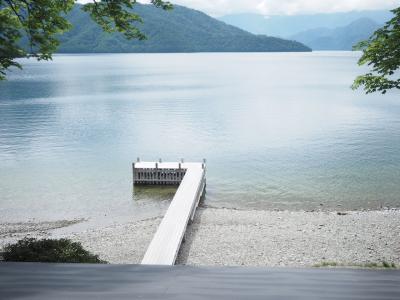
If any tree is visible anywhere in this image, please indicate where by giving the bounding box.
[352,7,400,94]
[0,0,172,80]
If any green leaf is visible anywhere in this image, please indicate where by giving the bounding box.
[353,7,400,94]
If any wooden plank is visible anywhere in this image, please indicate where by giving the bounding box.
[135,162,206,265]
[2,263,400,300]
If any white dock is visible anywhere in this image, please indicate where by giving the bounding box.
[133,160,206,265]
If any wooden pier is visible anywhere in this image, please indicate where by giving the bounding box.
[133,159,206,265]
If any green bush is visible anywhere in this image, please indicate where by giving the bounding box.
[2,238,106,263]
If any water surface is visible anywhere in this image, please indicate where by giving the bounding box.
[1,52,399,222]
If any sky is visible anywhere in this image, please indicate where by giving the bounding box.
[139,0,399,16]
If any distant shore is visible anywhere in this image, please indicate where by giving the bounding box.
[1,207,399,267]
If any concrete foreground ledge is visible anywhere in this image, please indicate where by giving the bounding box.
[1,262,400,299]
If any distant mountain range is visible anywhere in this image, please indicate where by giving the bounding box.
[219,10,394,50]
[56,4,310,53]
[290,18,381,50]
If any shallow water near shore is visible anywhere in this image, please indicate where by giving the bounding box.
[1,52,400,222]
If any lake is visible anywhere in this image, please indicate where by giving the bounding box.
[1,52,399,223]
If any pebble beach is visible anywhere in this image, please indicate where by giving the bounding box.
[178,208,400,267]
[1,207,399,267]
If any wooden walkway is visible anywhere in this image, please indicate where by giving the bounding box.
[133,160,206,265]
[2,263,400,300]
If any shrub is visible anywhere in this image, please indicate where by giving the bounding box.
[2,238,106,263]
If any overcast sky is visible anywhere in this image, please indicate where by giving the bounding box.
[139,0,399,16]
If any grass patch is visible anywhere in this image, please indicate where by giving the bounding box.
[2,238,106,263]
[313,261,397,269]
[313,261,338,268]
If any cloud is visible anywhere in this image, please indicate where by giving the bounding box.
[140,0,399,16]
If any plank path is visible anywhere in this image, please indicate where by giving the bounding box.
[133,161,206,265]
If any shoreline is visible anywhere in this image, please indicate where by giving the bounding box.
[1,207,399,267]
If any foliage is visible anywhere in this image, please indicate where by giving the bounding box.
[352,7,400,94]
[82,0,171,40]
[2,238,106,263]
[0,0,172,80]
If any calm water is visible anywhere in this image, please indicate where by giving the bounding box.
[1,52,399,222]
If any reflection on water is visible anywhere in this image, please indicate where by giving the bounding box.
[133,186,177,203]
[0,52,399,222]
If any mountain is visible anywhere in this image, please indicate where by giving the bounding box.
[290,18,381,50]
[57,4,310,53]
[218,10,393,38]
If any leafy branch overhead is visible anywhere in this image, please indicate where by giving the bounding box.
[352,7,400,94]
[83,0,172,40]
[0,0,172,80]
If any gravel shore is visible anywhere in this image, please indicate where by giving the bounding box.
[1,208,399,267]
[0,217,161,264]
[178,208,400,267]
